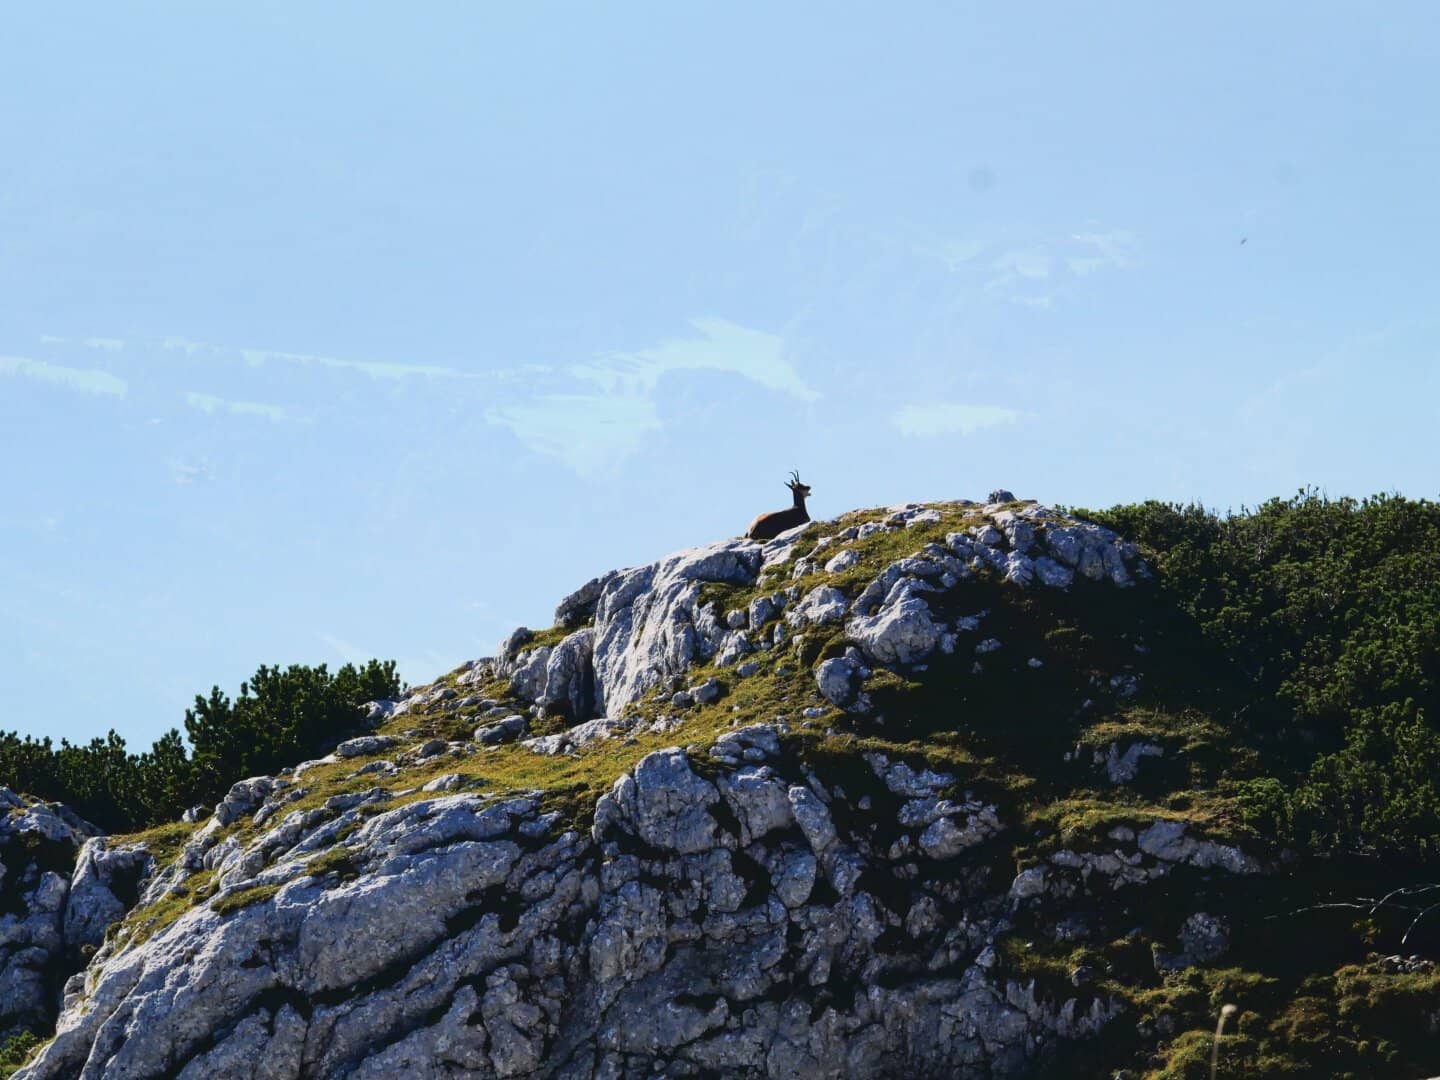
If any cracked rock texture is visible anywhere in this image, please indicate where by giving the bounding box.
[0,788,101,1041]
[486,502,1146,736]
[7,726,1248,1079]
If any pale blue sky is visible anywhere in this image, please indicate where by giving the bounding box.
[3,2,1437,747]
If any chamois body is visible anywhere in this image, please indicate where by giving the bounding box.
[746,472,812,541]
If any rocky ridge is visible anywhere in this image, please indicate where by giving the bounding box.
[7,498,1289,1078]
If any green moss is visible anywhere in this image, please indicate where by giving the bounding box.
[1132,959,1440,1078]
[305,846,361,881]
[110,868,217,950]
[211,882,283,917]
[123,818,197,868]
[1016,789,1247,858]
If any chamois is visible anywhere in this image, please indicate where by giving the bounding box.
[746,471,812,541]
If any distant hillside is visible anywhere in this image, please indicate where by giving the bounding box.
[4,491,1439,1079]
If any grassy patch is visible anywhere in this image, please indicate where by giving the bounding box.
[1018,789,1247,856]
[1137,960,1440,1078]
[109,868,217,951]
[123,818,197,868]
[521,624,582,651]
[211,882,282,917]
[305,846,360,882]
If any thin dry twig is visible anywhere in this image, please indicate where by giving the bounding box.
[1211,1003,1238,1080]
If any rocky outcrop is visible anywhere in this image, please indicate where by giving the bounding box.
[0,788,101,1041]
[490,535,807,727]
[1095,740,1163,785]
[538,628,596,719]
[5,497,1296,1078]
[1009,820,1262,907]
[1153,912,1230,971]
[554,571,620,629]
[62,839,153,956]
[11,721,1257,1079]
[483,503,1147,745]
[589,540,768,716]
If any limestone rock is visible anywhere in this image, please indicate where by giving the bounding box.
[916,803,1003,859]
[554,570,619,627]
[1154,912,1230,971]
[847,596,942,666]
[786,585,849,630]
[593,748,719,854]
[0,789,99,1040]
[6,501,1187,1079]
[63,838,153,954]
[502,644,552,703]
[523,715,631,756]
[336,735,395,759]
[815,657,858,707]
[214,776,284,827]
[11,727,1149,1080]
[590,540,763,717]
[538,628,596,719]
[1097,741,1163,784]
[474,715,527,746]
[746,593,783,630]
[691,677,723,705]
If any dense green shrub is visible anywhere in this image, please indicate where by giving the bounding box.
[0,660,401,832]
[0,1031,42,1074]
[1086,491,1440,859]
[184,660,401,805]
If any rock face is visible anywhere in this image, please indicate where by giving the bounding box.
[0,788,101,1040]
[492,539,815,728]
[11,727,1225,1080]
[62,839,153,955]
[590,540,767,716]
[538,628,596,719]
[485,502,1147,739]
[3,497,1199,1078]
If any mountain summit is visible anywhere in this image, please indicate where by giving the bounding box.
[5,495,1439,1078]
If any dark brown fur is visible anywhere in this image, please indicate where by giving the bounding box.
[746,472,812,541]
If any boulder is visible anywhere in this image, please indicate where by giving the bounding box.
[1154,912,1230,971]
[847,597,942,666]
[474,715,527,746]
[785,585,850,630]
[538,628,596,718]
[815,657,858,707]
[691,677,723,705]
[503,645,552,703]
[336,735,396,759]
[1097,741,1163,784]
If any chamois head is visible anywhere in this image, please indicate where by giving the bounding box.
[785,470,812,505]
